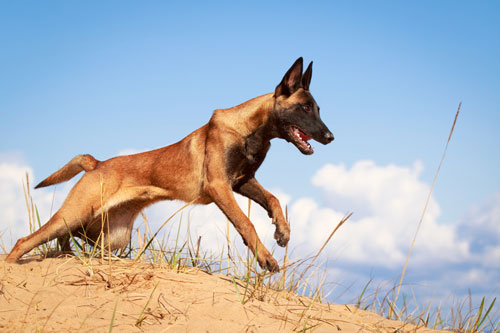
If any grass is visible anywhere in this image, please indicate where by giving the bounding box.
[393,102,462,317]
[135,282,159,327]
[109,297,119,333]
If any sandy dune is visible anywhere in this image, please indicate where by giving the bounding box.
[0,256,444,332]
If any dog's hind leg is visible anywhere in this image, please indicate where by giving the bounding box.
[235,177,290,247]
[5,211,87,263]
[6,185,171,263]
[80,185,173,251]
[57,235,73,254]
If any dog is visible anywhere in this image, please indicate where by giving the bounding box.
[6,57,334,272]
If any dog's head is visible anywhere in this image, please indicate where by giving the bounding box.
[273,57,334,155]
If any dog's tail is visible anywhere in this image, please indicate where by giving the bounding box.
[35,154,100,189]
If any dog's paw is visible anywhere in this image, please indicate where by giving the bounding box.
[259,254,280,273]
[274,229,289,247]
[273,218,290,247]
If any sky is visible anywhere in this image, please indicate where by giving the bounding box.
[1,0,499,314]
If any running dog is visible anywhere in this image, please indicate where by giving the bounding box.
[6,57,334,272]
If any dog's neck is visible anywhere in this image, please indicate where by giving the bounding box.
[232,93,281,140]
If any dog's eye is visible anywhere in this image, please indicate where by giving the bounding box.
[302,104,311,112]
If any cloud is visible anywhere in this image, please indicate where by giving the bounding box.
[0,154,73,246]
[456,193,500,268]
[0,160,33,243]
[288,160,498,302]
[292,160,469,268]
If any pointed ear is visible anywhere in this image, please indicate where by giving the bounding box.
[275,57,303,97]
[302,61,313,90]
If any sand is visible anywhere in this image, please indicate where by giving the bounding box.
[0,255,445,332]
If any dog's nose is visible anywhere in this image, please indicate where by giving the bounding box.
[324,132,334,143]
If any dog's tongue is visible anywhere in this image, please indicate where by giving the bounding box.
[299,130,312,142]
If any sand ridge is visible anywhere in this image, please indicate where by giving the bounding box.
[0,256,445,332]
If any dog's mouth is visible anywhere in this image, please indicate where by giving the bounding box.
[289,126,314,155]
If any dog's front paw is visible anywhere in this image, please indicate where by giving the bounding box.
[259,254,280,273]
[273,218,290,247]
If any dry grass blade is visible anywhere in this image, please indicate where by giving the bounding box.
[280,205,290,290]
[311,212,352,263]
[293,212,352,291]
[393,102,462,319]
[136,282,159,327]
[41,298,65,332]
[22,173,36,235]
[109,297,120,333]
[135,198,197,261]
[99,175,106,265]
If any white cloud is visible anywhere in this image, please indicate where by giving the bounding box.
[312,160,436,224]
[0,160,33,243]
[0,155,73,247]
[290,160,469,268]
[281,161,498,304]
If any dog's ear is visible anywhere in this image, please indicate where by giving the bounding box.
[275,57,303,97]
[302,61,313,91]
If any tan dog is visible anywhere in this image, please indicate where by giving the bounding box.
[6,57,334,272]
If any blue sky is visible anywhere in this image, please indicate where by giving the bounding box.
[1,0,499,313]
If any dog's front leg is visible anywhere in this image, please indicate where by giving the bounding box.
[235,178,290,247]
[205,180,280,272]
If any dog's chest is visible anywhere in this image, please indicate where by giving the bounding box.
[226,137,270,184]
